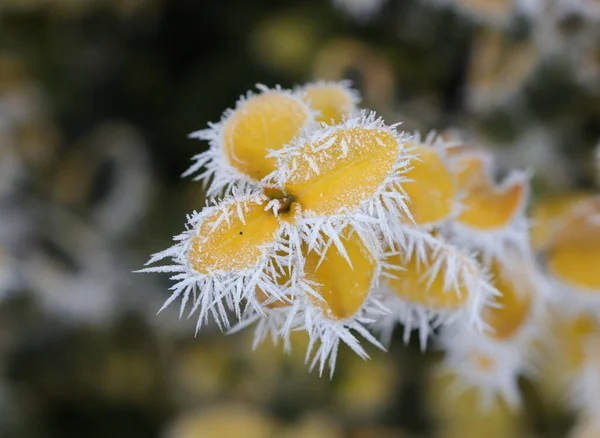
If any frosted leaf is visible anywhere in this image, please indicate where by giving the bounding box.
[544,196,600,314]
[544,309,600,388]
[437,250,542,408]
[300,80,360,125]
[297,227,387,377]
[267,111,415,254]
[400,131,459,227]
[453,152,529,231]
[570,344,600,421]
[530,192,594,252]
[427,364,525,433]
[482,256,537,341]
[446,150,531,259]
[138,192,302,331]
[236,226,387,376]
[371,227,498,349]
[436,334,529,410]
[185,84,317,197]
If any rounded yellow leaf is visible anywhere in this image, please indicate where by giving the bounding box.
[401,144,456,225]
[427,369,523,438]
[303,81,357,125]
[223,90,311,180]
[455,155,527,230]
[166,404,278,438]
[546,198,600,290]
[555,313,599,373]
[282,122,402,216]
[383,243,470,310]
[313,38,395,108]
[304,229,376,321]
[482,259,533,341]
[188,197,280,274]
[530,192,593,251]
[548,244,600,291]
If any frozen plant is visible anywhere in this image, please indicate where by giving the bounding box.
[141,81,539,390]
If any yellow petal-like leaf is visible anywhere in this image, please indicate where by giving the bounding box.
[554,312,599,373]
[383,241,471,310]
[482,259,533,341]
[455,155,527,230]
[313,38,396,108]
[304,229,376,321]
[189,197,280,274]
[402,144,456,225]
[303,82,357,125]
[530,192,593,251]
[282,123,401,216]
[547,198,600,290]
[427,370,523,438]
[223,91,311,180]
[166,405,277,438]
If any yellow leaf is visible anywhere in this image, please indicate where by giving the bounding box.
[283,124,401,216]
[530,192,593,251]
[313,38,395,108]
[304,229,376,321]
[482,258,533,341]
[547,198,600,290]
[166,404,278,438]
[401,144,456,225]
[223,91,311,180]
[427,369,526,438]
[454,155,527,231]
[554,311,599,374]
[189,197,281,274]
[303,82,357,125]
[382,241,471,310]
